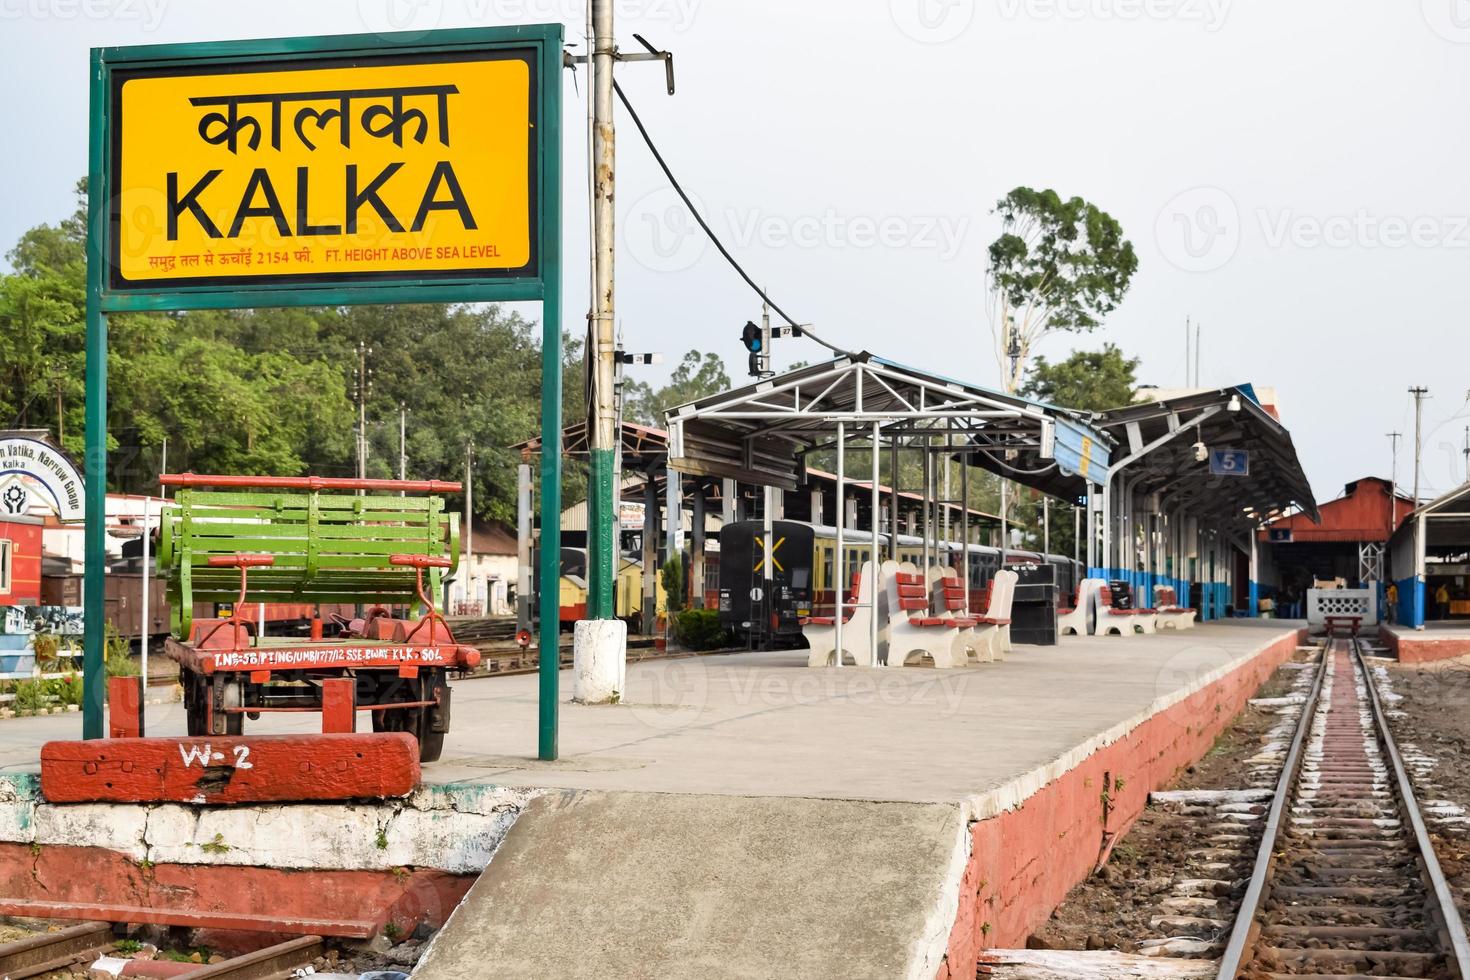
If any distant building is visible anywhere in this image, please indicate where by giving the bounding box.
[445,520,518,617]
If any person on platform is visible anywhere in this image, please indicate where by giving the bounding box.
[1386,582,1398,625]
[1435,582,1451,620]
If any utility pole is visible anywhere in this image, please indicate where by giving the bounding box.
[1194,321,1201,388]
[354,341,372,483]
[1463,425,1469,485]
[398,403,407,482]
[1388,430,1401,534]
[464,441,474,615]
[1410,386,1429,507]
[586,0,618,623]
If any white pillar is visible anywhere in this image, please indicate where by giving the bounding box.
[834,422,846,667]
[870,422,880,667]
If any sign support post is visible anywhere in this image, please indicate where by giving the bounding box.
[83,49,108,737]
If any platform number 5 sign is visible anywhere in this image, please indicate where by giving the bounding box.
[1210,449,1250,477]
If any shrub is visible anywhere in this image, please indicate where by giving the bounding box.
[674,609,727,651]
[660,557,685,615]
[104,623,138,677]
[57,674,84,707]
[12,680,44,716]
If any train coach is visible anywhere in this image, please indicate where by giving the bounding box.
[715,519,1082,648]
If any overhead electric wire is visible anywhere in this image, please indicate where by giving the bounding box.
[612,79,853,359]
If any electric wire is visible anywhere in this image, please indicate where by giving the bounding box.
[612,79,853,359]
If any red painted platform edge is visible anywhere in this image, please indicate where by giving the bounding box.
[933,628,1306,980]
[39,733,421,804]
[0,843,473,953]
[1379,625,1470,665]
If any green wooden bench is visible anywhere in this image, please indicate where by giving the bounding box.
[158,481,460,637]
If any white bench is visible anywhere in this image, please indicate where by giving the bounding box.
[887,561,967,668]
[1095,584,1153,635]
[927,565,998,663]
[1057,578,1103,637]
[985,569,1018,658]
[802,560,879,667]
[1153,585,1197,630]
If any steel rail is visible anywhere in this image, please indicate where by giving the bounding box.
[0,921,114,979]
[1353,637,1470,976]
[1214,645,1327,979]
[186,935,324,979]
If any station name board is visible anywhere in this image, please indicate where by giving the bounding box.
[108,49,538,290]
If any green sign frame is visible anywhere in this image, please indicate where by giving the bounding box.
[84,25,565,759]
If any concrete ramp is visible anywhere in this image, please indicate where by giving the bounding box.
[412,789,968,980]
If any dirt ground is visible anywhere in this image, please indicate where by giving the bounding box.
[1027,657,1311,953]
[1382,657,1470,917]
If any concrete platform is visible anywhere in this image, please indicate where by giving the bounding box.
[0,623,1304,978]
[1381,623,1470,664]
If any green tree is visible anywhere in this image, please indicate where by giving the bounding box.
[624,351,731,427]
[987,187,1138,394]
[0,181,585,527]
[1021,344,1140,413]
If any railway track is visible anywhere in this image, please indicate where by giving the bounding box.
[0,923,322,979]
[1216,637,1470,979]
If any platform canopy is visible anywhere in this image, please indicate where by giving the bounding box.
[664,353,1113,496]
[1092,385,1319,531]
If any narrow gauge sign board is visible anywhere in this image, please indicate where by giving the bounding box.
[93,26,561,307]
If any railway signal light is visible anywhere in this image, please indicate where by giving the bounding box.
[741,312,806,378]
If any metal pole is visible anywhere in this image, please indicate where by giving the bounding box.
[642,472,657,634]
[1388,431,1401,536]
[464,443,474,615]
[398,404,407,482]
[1043,495,1050,555]
[665,465,680,563]
[140,494,150,692]
[586,0,618,621]
[921,443,932,571]
[999,477,1008,569]
[889,436,900,562]
[835,421,846,667]
[942,432,951,545]
[517,463,533,637]
[82,62,106,739]
[536,35,565,761]
[961,455,971,613]
[1410,386,1428,507]
[1074,504,1080,567]
[870,421,880,666]
[691,481,705,610]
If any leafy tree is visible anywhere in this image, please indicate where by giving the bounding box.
[1021,344,1140,413]
[624,351,731,427]
[0,180,586,526]
[987,187,1138,394]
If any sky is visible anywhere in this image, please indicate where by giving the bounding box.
[3,0,1470,506]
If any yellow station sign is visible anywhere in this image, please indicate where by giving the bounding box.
[110,51,536,288]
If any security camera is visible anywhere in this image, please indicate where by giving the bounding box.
[1193,441,1208,462]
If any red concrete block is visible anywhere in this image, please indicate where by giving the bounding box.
[107,676,145,739]
[40,733,420,804]
[320,678,356,734]
[0,843,473,950]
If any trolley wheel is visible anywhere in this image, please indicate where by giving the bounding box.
[184,674,209,736]
[212,676,244,736]
[369,672,448,763]
[418,670,450,764]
